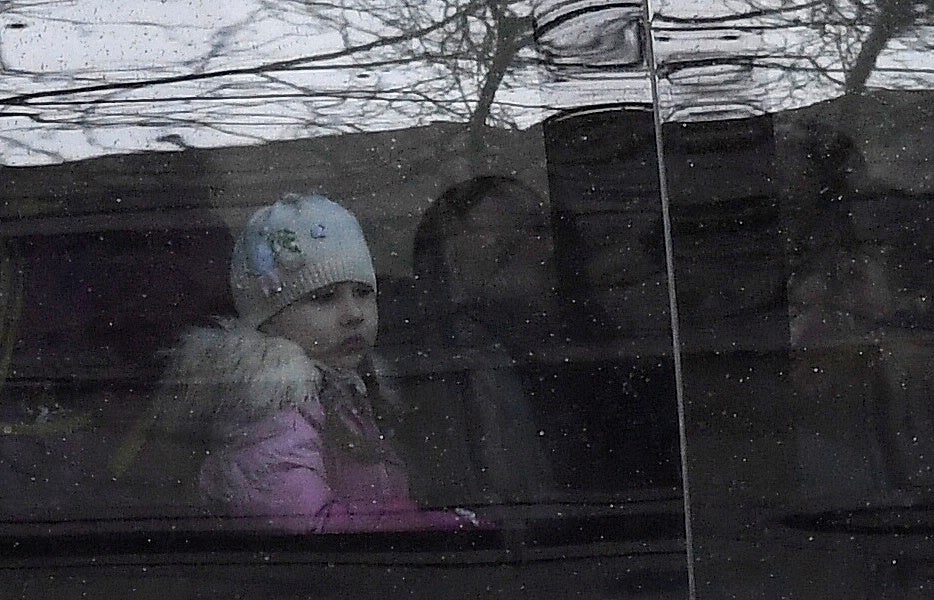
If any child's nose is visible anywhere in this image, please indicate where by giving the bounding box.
[340,298,366,325]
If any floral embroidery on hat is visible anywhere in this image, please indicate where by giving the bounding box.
[266,229,300,254]
[310,223,327,239]
[247,228,305,295]
[247,235,282,296]
[266,228,305,271]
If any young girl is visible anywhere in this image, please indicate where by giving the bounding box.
[150,193,478,533]
[405,177,556,504]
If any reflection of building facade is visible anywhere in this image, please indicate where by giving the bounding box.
[533,0,933,120]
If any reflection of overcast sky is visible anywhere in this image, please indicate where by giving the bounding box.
[0,0,930,166]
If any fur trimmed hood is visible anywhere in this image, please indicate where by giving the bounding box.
[153,320,327,435]
[151,320,402,441]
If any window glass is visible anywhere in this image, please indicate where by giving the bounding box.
[650,0,932,596]
[4,0,928,596]
[0,0,686,583]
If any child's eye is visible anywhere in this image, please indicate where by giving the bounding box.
[353,285,374,299]
[309,288,336,303]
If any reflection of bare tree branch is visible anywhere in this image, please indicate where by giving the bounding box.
[846,0,930,91]
[0,0,486,107]
[470,12,532,129]
[0,133,64,162]
[0,0,550,164]
[196,10,264,74]
[660,1,828,23]
[4,1,927,164]
[643,0,933,119]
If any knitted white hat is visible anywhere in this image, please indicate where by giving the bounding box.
[230,193,376,328]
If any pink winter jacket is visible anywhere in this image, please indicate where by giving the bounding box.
[155,323,477,534]
[199,406,471,533]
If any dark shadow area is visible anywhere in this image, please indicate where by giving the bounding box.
[677,91,933,598]
[1,153,234,521]
[543,105,682,494]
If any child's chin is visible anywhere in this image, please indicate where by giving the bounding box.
[330,353,364,369]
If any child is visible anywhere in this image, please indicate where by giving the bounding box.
[405,177,556,504]
[150,193,478,533]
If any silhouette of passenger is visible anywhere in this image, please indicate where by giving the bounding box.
[398,176,556,506]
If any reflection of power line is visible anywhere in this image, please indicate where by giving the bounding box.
[656,1,828,25]
[0,0,486,107]
[9,91,477,107]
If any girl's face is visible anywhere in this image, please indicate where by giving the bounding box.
[443,192,556,310]
[260,281,378,369]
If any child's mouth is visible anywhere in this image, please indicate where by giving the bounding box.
[340,336,367,353]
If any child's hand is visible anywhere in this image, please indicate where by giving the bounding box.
[453,507,481,527]
[453,507,497,530]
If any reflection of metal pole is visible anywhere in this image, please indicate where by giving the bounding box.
[642,2,696,598]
